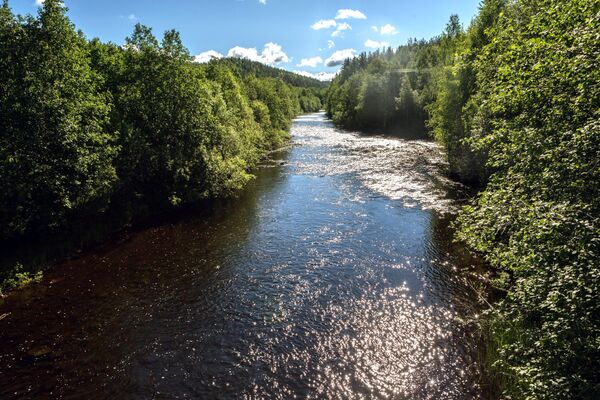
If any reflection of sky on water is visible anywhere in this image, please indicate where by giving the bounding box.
[0,113,481,399]
[291,113,462,213]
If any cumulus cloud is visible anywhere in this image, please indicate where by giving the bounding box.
[260,42,289,64]
[196,43,289,66]
[228,46,261,62]
[325,49,356,67]
[335,9,367,20]
[293,70,338,82]
[311,19,337,30]
[226,42,289,65]
[371,24,399,35]
[194,50,224,63]
[297,56,323,68]
[364,39,390,49]
[380,24,399,35]
[259,0,267,4]
[35,0,44,5]
[331,22,351,37]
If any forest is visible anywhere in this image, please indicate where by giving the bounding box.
[0,0,598,399]
[0,0,325,285]
[326,0,599,398]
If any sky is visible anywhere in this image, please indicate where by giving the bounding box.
[11,0,481,80]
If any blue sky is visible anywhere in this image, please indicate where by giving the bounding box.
[12,0,481,80]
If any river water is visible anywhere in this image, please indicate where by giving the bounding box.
[0,113,483,399]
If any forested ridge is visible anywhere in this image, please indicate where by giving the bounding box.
[327,0,599,398]
[214,58,327,114]
[0,0,323,288]
[216,57,328,89]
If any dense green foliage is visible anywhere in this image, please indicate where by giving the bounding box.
[0,0,313,242]
[326,0,599,398]
[295,87,323,113]
[0,262,42,295]
[2,0,598,397]
[457,1,600,398]
[326,49,428,137]
[325,13,492,183]
[325,14,469,137]
[0,0,116,238]
[215,58,326,113]
[217,57,328,89]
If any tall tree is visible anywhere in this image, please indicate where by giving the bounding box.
[0,0,116,239]
[458,0,600,397]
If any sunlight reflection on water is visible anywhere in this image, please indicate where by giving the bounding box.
[0,113,482,399]
[291,113,462,213]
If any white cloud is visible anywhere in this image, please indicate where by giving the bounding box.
[226,42,289,65]
[228,46,261,62]
[331,22,351,38]
[371,26,379,33]
[335,9,367,20]
[364,39,390,49]
[259,0,267,4]
[260,42,289,64]
[311,19,337,30]
[297,56,323,68]
[35,0,44,5]
[318,41,335,52]
[380,24,399,35]
[293,70,338,82]
[194,50,224,63]
[127,14,137,21]
[325,49,356,67]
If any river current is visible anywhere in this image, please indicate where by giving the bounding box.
[0,113,483,399]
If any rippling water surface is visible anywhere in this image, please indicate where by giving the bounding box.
[0,113,482,399]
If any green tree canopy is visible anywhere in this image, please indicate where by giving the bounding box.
[0,0,116,238]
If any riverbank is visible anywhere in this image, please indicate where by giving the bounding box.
[0,138,302,297]
[0,113,486,398]
[1,1,327,296]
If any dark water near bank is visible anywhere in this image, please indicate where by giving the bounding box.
[0,113,483,399]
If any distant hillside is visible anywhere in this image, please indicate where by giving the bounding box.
[214,58,329,89]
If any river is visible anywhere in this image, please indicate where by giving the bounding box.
[0,113,483,399]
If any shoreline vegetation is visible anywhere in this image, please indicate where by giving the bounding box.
[326,0,599,398]
[1,0,598,399]
[0,0,325,294]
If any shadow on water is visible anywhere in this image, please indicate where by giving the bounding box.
[0,157,290,396]
[0,113,486,399]
[0,144,293,289]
